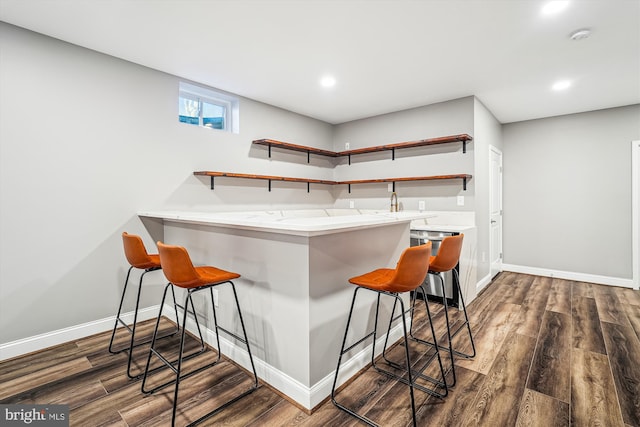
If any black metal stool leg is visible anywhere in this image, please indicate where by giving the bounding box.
[399,296,418,427]
[416,284,449,394]
[371,295,418,425]
[141,283,172,394]
[381,296,400,364]
[125,270,147,378]
[228,282,258,387]
[187,291,206,353]
[452,268,476,358]
[408,286,423,340]
[331,287,378,426]
[436,272,457,387]
[171,290,192,427]
[109,266,134,354]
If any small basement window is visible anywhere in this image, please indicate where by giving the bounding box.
[178,82,239,133]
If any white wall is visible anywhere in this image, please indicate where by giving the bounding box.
[0,23,334,343]
[502,105,640,281]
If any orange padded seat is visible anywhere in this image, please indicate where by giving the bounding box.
[155,242,240,289]
[349,243,434,293]
[122,232,162,270]
[332,243,448,427]
[428,233,464,274]
[141,241,258,427]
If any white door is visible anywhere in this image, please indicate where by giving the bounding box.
[489,146,503,278]
[633,140,639,290]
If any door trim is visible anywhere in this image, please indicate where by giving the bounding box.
[633,140,639,289]
[489,145,503,278]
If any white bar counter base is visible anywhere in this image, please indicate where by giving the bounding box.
[137,209,473,411]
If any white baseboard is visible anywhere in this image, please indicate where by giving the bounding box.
[0,306,161,361]
[476,273,493,294]
[502,264,634,288]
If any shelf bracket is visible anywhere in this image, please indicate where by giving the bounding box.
[307,151,310,163]
[268,180,272,192]
[462,140,467,154]
[268,144,272,158]
[348,154,351,165]
[392,181,396,192]
[210,176,215,190]
[463,177,467,191]
[392,148,395,161]
[307,182,310,193]
[348,183,351,193]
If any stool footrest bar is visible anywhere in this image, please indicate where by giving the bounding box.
[217,326,248,344]
[142,346,209,394]
[342,331,376,354]
[380,352,447,390]
[373,364,447,398]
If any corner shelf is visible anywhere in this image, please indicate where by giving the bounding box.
[202,133,473,194]
[252,133,473,163]
[194,171,472,192]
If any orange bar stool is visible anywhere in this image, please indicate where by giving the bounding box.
[109,232,187,379]
[331,242,448,427]
[141,241,258,427]
[412,234,475,387]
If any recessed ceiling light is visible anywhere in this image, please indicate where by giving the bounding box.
[569,29,592,40]
[552,80,571,91]
[542,1,569,15]
[320,75,336,88]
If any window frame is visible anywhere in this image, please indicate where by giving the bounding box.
[178,82,239,133]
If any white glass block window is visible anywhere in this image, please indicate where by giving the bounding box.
[178,82,239,133]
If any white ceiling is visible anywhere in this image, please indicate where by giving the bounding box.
[1,0,639,124]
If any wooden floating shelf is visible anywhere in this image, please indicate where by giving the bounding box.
[194,171,334,192]
[340,174,472,192]
[252,139,339,159]
[194,171,472,192]
[253,133,473,163]
[338,134,473,157]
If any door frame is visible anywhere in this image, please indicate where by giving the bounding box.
[489,145,503,278]
[633,140,639,290]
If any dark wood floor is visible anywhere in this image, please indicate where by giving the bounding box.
[1,272,639,426]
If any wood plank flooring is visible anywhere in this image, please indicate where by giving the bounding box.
[1,272,639,426]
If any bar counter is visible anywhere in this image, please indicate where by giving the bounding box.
[138,209,433,410]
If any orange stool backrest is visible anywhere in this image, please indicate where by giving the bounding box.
[157,241,203,288]
[387,241,432,293]
[122,232,161,269]
[429,234,464,273]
